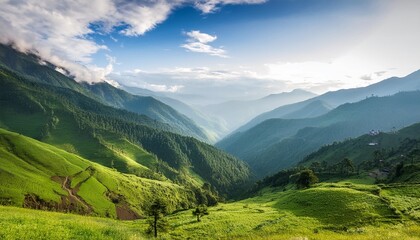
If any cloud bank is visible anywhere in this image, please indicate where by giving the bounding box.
[0,0,263,83]
[111,66,285,105]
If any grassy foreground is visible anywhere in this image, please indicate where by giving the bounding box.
[1,182,420,240]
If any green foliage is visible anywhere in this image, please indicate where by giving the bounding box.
[146,198,169,237]
[192,204,209,222]
[295,169,319,189]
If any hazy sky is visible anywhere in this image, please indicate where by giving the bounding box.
[1,0,420,103]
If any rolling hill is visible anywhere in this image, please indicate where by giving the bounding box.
[2,180,419,239]
[0,128,195,219]
[218,91,420,177]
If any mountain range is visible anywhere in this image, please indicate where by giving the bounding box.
[218,90,420,177]
[122,85,228,142]
[238,69,420,132]
[202,89,317,133]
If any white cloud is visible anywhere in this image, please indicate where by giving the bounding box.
[181,30,227,57]
[117,1,178,36]
[0,0,263,84]
[186,30,217,43]
[147,84,184,93]
[195,0,267,13]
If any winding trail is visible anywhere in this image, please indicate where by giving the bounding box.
[62,176,90,210]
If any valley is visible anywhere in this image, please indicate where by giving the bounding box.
[1,1,420,239]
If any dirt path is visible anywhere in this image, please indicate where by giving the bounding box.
[62,176,91,210]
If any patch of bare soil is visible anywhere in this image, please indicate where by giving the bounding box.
[116,204,141,220]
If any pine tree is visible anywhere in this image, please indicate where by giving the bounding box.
[146,199,169,238]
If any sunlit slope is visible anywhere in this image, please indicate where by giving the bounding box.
[0,128,195,219]
[1,182,419,239]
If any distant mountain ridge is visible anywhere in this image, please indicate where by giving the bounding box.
[218,90,420,177]
[239,70,420,132]
[122,84,228,142]
[202,89,317,133]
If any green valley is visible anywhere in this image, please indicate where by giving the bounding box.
[1,2,420,239]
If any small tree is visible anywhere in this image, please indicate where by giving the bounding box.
[340,158,355,175]
[296,169,319,189]
[146,199,169,238]
[192,204,209,222]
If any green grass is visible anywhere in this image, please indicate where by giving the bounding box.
[382,185,420,221]
[0,128,195,218]
[77,177,115,217]
[1,181,420,240]
[158,182,419,239]
[0,206,143,240]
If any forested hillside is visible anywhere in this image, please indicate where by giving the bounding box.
[0,65,252,196]
[0,44,210,142]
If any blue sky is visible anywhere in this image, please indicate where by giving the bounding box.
[1,0,420,104]
[92,0,374,70]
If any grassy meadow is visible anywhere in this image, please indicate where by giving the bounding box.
[1,181,420,240]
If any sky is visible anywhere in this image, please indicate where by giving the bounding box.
[1,0,420,104]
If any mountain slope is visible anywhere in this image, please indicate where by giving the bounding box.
[0,44,89,94]
[83,82,209,141]
[203,89,317,132]
[300,122,420,169]
[122,85,228,142]
[218,91,420,177]
[0,44,209,141]
[283,100,332,119]
[240,70,420,132]
[0,128,195,219]
[0,66,252,196]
